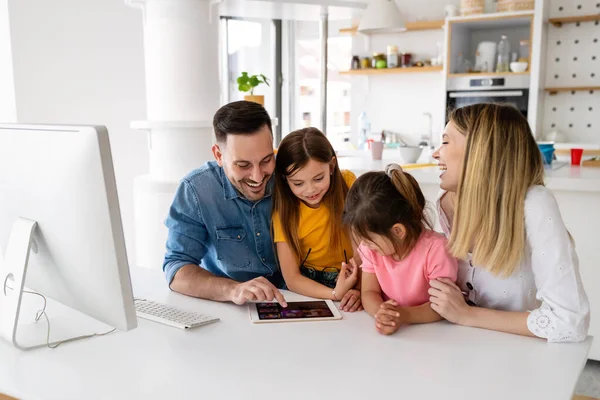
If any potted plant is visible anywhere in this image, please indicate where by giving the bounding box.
[237,72,270,106]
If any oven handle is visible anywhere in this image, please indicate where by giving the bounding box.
[449,90,524,98]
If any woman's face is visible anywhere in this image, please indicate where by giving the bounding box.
[433,121,467,192]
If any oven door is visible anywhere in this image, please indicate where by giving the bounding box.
[446,89,529,119]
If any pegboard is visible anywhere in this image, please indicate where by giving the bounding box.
[542,0,600,143]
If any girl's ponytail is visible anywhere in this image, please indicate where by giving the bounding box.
[385,164,430,229]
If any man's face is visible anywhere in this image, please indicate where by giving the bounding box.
[212,125,275,201]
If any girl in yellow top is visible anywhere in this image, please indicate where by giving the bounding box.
[272,127,361,312]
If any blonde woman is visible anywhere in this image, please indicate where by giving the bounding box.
[429,103,590,342]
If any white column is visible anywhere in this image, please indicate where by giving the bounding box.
[126,0,221,269]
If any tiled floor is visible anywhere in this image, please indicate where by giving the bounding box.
[575,360,600,398]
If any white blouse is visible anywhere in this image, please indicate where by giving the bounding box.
[437,185,590,342]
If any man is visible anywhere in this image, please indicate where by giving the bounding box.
[163,101,286,306]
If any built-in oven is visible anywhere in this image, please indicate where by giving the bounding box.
[445,75,530,122]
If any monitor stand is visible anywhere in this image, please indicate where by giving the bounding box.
[0,217,113,350]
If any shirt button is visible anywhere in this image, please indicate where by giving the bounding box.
[466,282,474,290]
[237,235,241,239]
[256,232,261,236]
[262,258,266,262]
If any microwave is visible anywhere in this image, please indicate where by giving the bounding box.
[446,75,530,122]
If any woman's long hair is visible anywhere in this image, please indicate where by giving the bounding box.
[448,103,544,277]
[272,128,350,262]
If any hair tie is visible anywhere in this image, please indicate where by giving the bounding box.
[385,163,403,178]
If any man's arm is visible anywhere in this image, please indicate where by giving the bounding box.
[164,180,287,306]
[170,264,237,301]
[170,264,286,306]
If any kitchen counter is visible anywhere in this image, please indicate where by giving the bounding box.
[337,153,600,193]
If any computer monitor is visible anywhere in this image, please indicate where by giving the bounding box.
[0,124,137,350]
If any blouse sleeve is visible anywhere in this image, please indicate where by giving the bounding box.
[524,186,590,342]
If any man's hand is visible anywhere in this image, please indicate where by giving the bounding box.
[230,276,287,307]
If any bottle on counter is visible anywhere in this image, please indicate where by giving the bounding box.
[351,55,361,70]
[496,35,510,73]
[357,112,371,150]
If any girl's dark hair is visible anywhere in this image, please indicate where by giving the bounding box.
[343,165,431,259]
[272,127,349,262]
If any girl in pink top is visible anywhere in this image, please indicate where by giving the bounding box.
[343,164,458,335]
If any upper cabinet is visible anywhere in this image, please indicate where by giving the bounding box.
[446,11,534,77]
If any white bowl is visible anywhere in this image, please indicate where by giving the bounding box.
[398,146,423,164]
[510,61,528,73]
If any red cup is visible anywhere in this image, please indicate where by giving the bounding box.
[571,148,583,166]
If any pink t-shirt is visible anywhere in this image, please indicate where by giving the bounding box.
[360,230,458,307]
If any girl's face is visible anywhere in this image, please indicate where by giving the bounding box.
[286,158,334,208]
[359,224,406,259]
[432,121,467,192]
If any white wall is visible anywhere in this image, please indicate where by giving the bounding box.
[8,0,147,266]
[349,0,460,146]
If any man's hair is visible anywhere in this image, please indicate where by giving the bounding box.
[213,101,272,143]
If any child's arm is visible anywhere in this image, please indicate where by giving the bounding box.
[375,300,442,335]
[276,242,357,300]
[396,302,442,324]
[361,271,384,317]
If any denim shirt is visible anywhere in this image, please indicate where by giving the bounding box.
[163,161,284,288]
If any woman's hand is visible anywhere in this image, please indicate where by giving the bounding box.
[339,289,363,312]
[374,300,405,335]
[428,278,472,325]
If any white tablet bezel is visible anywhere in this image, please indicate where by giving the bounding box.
[248,299,342,323]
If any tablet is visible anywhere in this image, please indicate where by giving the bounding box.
[248,300,342,323]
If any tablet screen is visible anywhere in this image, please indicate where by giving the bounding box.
[256,301,334,320]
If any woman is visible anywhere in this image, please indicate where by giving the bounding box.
[429,103,590,342]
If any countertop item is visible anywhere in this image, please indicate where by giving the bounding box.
[337,150,600,192]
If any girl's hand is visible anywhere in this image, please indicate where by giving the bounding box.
[339,289,363,312]
[334,260,358,299]
[428,278,472,325]
[374,300,404,335]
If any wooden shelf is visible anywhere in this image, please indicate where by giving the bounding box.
[340,19,445,35]
[545,86,600,95]
[548,14,600,27]
[340,66,443,75]
[447,10,533,27]
[448,72,530,77]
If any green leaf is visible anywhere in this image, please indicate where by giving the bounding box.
[236,72,270,93]
[238,83,251,92]
[249,76,260,87]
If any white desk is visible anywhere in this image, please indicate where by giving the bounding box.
[0,267,592,400]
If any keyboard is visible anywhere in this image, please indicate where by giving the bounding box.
[134,298,220,330]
